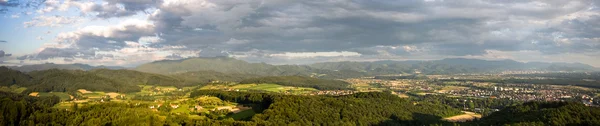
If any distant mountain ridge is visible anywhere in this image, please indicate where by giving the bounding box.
[134,57,367,78]
[3,57,596,78]
[0,67,197,93]
[310,58,597,74]
[8,63,125,72]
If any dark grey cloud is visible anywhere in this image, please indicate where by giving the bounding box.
[104,0,161,12]
[54,20,155,51]
[164,53,182,59]
[147,0,505,55]
[35,48,94,60]
[0,50,11,58]
[0,0,46,14]
[28,0,600,65]
[17,55,30,60]
[0,40,6,42]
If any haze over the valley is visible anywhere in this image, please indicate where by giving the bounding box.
[0,0,599,67]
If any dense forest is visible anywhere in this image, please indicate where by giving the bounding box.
[189,90,462,125]
[2,90,599,125]
[239,76,351,90]
[1,67,197,93]
[476,101,600,125]
[0,67,33,87]
[24,69,141,93]
[0,91,60,125]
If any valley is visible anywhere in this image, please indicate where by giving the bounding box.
[1,57,600,125]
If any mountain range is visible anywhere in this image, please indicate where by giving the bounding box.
[7,63,125,72]
[135,57,598,76]
[4,57,598,77]
[311,58,597,74]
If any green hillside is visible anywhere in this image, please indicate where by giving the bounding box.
[476,101,600,125]
[172,70,261,83]
[135,57,271,74]
[25,69,140,93]
[134,57,367,79]
[8,63,124,72]
[239,76,351,90]
[89,69,190,87]
[0,66,33,86]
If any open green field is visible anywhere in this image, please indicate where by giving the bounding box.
[138,85,180,95]
[0,85,27,93]
[234,84,317,94]
[229,109,256,120]
[188,115,205,120]
[53,102,73,110]
[172,104,191,114]
[233,84,283,92]
[201,84,317,94]
[38,92,72,100]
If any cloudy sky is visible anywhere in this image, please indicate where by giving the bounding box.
[0,0,599,67]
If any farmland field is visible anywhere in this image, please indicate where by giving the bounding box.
[37,92,72,100]
[200,84,317,94]
[53,102,74,110]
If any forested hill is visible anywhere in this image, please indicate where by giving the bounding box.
[172,70,261,83]
[134,57,368,78]
[25,69,141,93]
[1,68,202,93]
[8,63,124,72]
[89,69,188,87]
[239,76,351,90]
[0,66,33,87]
[189,90,463,125]
[475,101,600,125]
[2,89,599,125]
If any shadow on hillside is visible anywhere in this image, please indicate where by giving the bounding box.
[377,113,458,126]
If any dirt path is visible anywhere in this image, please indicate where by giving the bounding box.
[443,111,482,122]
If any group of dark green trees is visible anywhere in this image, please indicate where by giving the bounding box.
[2,90,600,125]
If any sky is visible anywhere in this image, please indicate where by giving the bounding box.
[0,0,599,67]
